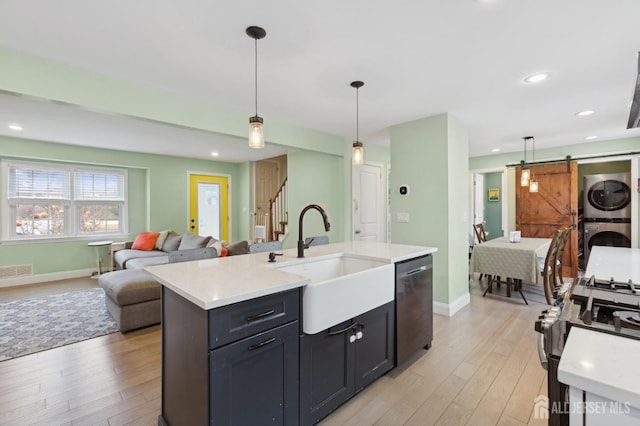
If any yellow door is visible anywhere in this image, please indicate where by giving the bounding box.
[189,174,229,241]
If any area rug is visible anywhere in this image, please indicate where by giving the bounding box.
[0,288,118,361]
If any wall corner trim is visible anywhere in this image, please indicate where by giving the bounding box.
[433,292,471,317]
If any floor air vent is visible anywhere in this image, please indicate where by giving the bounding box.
[0,264,33,279]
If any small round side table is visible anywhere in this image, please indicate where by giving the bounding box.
[88,240,113,277]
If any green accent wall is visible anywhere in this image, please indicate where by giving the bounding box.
[470,137,640,234]
[484,172,503,240]
[0,135,245,275]
[390,113,469,305]
[286,149,345,249]
[469,137,640,170]
[0,47,357,280]
[0,46,349,157]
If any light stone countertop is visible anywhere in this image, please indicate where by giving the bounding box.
[558,246,640,410]
[145,241,436,310]
[585,246,640,282]
[558,327,640,409]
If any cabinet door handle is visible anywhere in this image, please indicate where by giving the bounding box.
[328,320,356,336]
[246,309,275,323]
[248,337,276,351]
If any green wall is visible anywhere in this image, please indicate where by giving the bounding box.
[390,113,469,306]
[469,137,640,170]
[470,137,640,233]
[0,136,355,278]
[285,149,346,249]
[0,135,246,275]
[0,46,358,281]
[484,172,503,240]
[0,46,349,157]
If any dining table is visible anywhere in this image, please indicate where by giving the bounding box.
[471,236,552,289]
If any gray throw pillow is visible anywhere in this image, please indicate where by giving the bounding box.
[226,240,250,256]
[162,231,183,252]
[178,232,212,250]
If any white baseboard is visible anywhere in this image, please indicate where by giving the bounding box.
[433,291,471,317]
[0,268,95,288]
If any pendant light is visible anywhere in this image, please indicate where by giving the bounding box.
[520,136,531,187]
[246,26,266,149]
[529,136,539,193]
[351,81,365,165]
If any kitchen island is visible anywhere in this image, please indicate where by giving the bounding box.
[146,241,437,426]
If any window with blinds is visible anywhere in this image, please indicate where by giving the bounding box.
[3,161,127,239]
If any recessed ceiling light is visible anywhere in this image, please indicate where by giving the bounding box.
[523,72,550,83]
[8,123,22,131]
[576,110,595,116]
[491,148,501,152]
[585,135,598,140]
[211,152,219,157]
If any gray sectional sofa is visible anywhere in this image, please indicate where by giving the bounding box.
[114,231,250,270]
[101,230,250,332]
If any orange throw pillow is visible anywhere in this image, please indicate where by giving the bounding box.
[219,245,228,257]
[131,232,160,251]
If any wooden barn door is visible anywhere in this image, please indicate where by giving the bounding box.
[516,161,578,278]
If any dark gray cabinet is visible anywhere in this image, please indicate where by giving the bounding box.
[299,301,395,425]
[210,321,298,425]
[159,287,299,426]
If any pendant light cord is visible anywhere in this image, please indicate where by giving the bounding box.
[356,87,359,141]
[532,138,535,162]
[254,38,258,117]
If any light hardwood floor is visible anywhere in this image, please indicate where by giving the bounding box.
[0,278,549,425]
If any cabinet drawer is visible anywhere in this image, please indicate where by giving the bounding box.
[209,289,299,349]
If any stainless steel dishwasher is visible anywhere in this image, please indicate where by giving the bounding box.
[395,255,433,366]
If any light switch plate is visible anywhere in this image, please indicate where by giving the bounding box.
[397,212,410,223]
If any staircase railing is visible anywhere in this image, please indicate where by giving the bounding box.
[268,177,288,242]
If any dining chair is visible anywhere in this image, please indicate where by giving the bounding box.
[473,223,488,244]
[304,236,329,246]
[554,227,571,290]
[249,241,283,254]
[472,223,498,284]
[539,229,563,305]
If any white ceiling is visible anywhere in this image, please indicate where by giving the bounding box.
[0,92,288,162]
[1,0,640,160]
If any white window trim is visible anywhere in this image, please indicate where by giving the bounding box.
[1,160,129,242]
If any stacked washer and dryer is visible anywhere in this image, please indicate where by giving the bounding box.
[583,172,632,265]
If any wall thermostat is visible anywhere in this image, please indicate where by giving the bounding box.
[399,185,410,195]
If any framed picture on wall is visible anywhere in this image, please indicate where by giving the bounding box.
[488,188,500,202]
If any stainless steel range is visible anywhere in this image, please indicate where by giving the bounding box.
[535,275,640,425]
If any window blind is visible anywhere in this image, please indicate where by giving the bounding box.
[74,170,125,201]
[8,165,70,200]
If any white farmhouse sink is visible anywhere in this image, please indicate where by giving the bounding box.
[275,255,395,334]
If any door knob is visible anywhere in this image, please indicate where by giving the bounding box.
[355,230,361,234]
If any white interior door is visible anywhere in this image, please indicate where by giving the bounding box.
[353,163,385,242]
[473,173,485,242]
